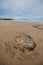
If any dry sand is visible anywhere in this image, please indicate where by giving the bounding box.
[0,20,43,65]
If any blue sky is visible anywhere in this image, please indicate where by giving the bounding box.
[0,0,43,20]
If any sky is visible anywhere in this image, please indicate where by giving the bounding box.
[0,0,43,20]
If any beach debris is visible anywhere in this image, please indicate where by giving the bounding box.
[32,25,43,30]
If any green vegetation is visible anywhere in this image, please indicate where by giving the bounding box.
[0,18,14,20]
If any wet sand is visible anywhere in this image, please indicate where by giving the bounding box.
[0,20,43,65]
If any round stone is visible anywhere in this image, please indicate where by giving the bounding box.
[19,35,36,51]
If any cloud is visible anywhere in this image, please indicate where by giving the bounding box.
[0,0,43,20]
[1,0,33,13]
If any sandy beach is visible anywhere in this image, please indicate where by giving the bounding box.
[0,20,43,65]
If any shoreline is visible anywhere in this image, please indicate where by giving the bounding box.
[0,20,43,24]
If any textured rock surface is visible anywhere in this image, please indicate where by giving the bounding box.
[14,34,36,51]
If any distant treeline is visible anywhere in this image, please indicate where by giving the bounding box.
[0,18,14,20]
